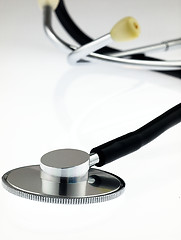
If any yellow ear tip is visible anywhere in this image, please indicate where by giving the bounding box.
[38,0,60,10]
[110,17,140,42]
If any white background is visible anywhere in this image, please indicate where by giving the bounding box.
[0,0,181,239]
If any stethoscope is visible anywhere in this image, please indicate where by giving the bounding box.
[2,0,181,204]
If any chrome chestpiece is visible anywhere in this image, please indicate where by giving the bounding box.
[2,149,125,204]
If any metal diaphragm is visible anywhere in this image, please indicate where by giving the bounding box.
[2,166,125,204]
[2,149,125,204]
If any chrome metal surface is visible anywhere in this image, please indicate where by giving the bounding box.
[43,6,74,52]
[2,166,125,204]
[89,153,99,167]
[43,6,181,70]
[87,52,181,70]
[68,34,112,64]
[112,38,181,57]
[40,149,90,178]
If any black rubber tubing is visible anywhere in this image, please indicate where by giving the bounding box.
[91,103,181,167]
[55,0,117,54]
[55,1,181,78]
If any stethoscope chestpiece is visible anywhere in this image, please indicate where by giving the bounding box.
[2,149,125,204]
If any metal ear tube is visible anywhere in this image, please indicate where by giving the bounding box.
[40,1,181,71]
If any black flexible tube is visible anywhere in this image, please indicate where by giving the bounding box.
[55,1,181,78]
[55,0,117,54]
[91,103,181,167]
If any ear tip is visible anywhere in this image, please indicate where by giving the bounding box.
[38,0,60,10]
[110,16,140,42]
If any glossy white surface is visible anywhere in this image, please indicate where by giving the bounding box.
[0,1,181,240]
